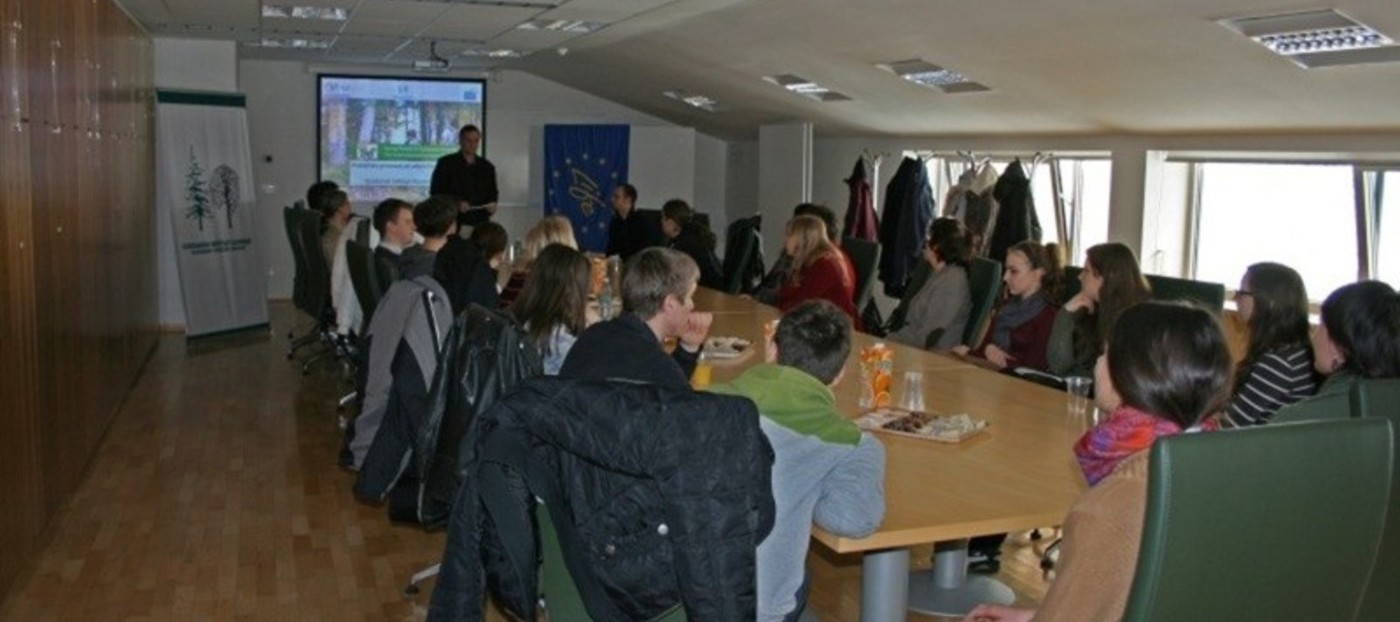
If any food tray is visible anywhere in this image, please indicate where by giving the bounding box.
[854,408,989,443]
[704,336,754,361]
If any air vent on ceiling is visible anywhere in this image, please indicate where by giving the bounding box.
[243,37,332,49]
[261,5,348,21]
[1220,9,1400,68]
[516,19,607,33]
[878,59,990,94]
[763,74,851,102]
[461,48,527,59]
[663,90,720,112]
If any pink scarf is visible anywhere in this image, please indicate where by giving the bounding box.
[1074,406,1192,486]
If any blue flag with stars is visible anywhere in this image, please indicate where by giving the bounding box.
[544,124,630,253]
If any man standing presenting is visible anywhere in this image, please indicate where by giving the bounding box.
[430,124,498,228]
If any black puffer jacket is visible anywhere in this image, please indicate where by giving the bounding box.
[987,159,1042,263]
[427,378,776,622]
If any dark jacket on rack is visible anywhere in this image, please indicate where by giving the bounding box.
[877,156,936,298]
[353,304,542,527]
[843,158,879,242]
[426,378,776,622]
[987,159,1042,263]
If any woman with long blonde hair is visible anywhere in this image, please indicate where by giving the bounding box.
[777,215,860,326]
[500,215,578,307]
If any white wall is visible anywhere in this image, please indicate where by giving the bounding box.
[758,123,813,258]
[238,61,729,299]
[153,38,240,329]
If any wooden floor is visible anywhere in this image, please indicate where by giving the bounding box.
[0,303,1051,621]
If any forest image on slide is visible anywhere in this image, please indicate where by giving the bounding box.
[322,97,482,202]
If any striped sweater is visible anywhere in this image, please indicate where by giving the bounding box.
[1222,345,1317,427]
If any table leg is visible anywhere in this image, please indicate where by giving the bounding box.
[906,539,1016,617]
[860,548,910,622]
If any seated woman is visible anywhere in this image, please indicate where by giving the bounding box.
[777,215,860,326]
[661,199,724,290]
[953,241,1063,371]
[509,244,598,375]
[1220,262,1317,427]
[963,301,1234,622]
[888,217,973,351]
[1048,242,1151,378]
[1273,280,1400,423]
[500,215,578,308]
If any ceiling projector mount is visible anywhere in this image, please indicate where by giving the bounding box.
[414,40,450,72]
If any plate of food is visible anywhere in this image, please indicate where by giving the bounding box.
[704,336,753,360]
[854,408,989,443]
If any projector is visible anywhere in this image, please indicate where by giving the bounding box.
[413,58,450,72]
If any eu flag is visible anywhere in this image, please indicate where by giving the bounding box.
[544,124,630,253]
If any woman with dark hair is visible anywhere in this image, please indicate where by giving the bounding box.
[1274,280,1400,423]
[1221,263,1317,427]
[1048,242,1152,378]
[777,215,861,326]
[661,199,724,290]
[953,240,1064,371]
[509,244,597,375]
[889,218,973,351]
[964,302,1234,622]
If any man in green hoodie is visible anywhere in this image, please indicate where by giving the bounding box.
[713,300,886,622]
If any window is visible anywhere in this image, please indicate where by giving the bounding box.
[1378,171,1400,286]
[1193,162,1358,299]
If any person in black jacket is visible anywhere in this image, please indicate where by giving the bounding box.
[606,183,663,261]
[434,221,508,315]
[660,199,724,290]
[559,247,713,386]
[429,124,498,228]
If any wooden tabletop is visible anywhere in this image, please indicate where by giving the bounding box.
[694,288,1088,554]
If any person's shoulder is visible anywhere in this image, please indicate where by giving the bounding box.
[434,152,456,164]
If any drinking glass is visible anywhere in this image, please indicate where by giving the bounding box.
[1065,376,1093,416]
[902,371,926,412]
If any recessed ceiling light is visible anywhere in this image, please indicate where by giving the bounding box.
[762,74,851,102]
[878,59,990,94]
[663,90,720,112]
[244,37,332,49]
[516,19,607,34]
[261,5,349,21]
[461,48,527,59]
[1220,9,1398,68]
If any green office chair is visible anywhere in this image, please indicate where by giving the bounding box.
[1122,418,1394,622]
[538,502,687,622]
[1144,273,1226,312]
[884,259,931,335]
[962,256,1002,347]
[1350,379,1400,622]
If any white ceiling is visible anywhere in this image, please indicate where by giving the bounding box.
[118,0,1400,139]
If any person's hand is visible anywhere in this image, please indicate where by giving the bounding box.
[984,344,1015,369]
[951,344,972,357]
[679,311,713,350]
[962,604,1035,622]
[1064,291,1095,313]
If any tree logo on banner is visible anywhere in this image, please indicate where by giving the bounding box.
[569,167,603,217]
[208,164,241,229]
[185,147,213,231]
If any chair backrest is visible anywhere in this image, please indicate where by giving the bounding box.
[374,253,400,288]
[284,207,310,312]
[721,217,760,295]
[842,236,881,311]
[1350,379,1400,622]
[962,256,1002,346]
[1123,418,1394,622]
[1061,265,1083,304]
[297,209,332,321]
[345,240,381,334]
[1145,273,1226,312]
[885,259,932,333]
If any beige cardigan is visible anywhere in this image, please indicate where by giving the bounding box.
[1034,451,1150,622]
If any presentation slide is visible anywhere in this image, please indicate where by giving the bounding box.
[318,75,485,205]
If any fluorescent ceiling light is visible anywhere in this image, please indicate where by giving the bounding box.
[246,37,333,49]
[879,59,991,94]
[461,48,527,58]
[1221,9,1398,68]
[763,74,851,102]
[261,5,349,21]
[516,19,607,33]
[663,90,720,112]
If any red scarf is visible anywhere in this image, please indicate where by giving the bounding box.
[1074,406,1209,486]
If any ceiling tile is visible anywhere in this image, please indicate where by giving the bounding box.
[418,5,541,39]
[261,19,347,35]
[113,0,174,23]
[536,0,670,22]
[341,19,432,36]
[485,28,581,49]
[350,0,450,23]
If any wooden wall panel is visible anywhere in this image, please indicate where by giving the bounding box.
[0,0,155,601]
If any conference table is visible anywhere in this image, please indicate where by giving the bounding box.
[694,289,1089,621]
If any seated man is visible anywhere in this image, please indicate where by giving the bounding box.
[398,196,456,280]
[435,220,507,315]
[559,247,713,387]
[372,198,416,263]
[714,300,886,622]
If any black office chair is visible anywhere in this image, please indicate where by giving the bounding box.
[722,215,762,294]
[293,208,337,374]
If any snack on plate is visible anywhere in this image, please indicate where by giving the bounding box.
[856,408,988,442]
[704,336,752,359]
